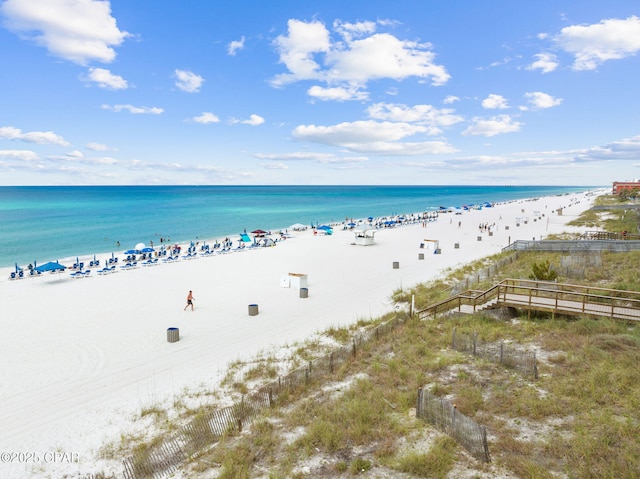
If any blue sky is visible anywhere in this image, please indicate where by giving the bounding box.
[1,0,639,186]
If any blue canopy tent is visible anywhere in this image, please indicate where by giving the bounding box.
[34,261,66,272]
[239,233,252,243]
[317,225,333,235]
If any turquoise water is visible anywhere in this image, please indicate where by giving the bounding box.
[0,185,592,268]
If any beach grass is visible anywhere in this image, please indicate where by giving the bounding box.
[103,195,640,477]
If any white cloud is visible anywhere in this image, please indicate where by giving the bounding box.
[174,69,204,93]
[192,112,220,124]
[307,85,368,102]
[333,19,377,42]
[84,67,128,89]
[462,115,522,137]
[554,16,640,70]
[366,102,463,134]
[255,151,367,164]
[575,135,640,162]
[527,53,558,73]
[271,18,449,93]
[443,95,459,104]
[271,19,331,85]
[227,36,245,56]
[292,120,457,155]
[0,150,39,161]
[87,142,110,151]
[482,94,509,110]
[261,161,288,170]
[325,33,449,85]
[524,91,562,109]
[231,114,265,126]
[102,104,163,114]
[0,126,70,146]
[0,0,129,65]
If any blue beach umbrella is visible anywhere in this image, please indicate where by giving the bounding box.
[34,261,66,272]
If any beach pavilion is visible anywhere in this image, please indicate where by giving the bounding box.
[353,227,376,246]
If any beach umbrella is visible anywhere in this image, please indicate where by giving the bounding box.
[317,225,332,231]
[124,249,140,255]
[141,247,154,253]
[251,229,268,237]
[135,242,146,250]
[34,261,66,272]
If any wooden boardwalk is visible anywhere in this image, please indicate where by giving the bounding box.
[417,279,640,322]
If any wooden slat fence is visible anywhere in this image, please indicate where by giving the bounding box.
[416,388,490,462]
[122,315,407,478]
[451,328,538,379]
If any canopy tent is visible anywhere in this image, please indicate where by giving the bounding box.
[353,228,376,246]
[251,229,268,237]
[422,239,440,250]
[34,261,66,272]
[239,233,253,243]
[289,223,307,231]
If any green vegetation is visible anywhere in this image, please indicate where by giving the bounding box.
[111,200,640,478]
[529,259,558,281]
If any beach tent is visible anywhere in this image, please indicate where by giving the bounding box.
[261,238,276,247]
[240,233,252,243]
[34,261,66,272]
[251,229,268,237]
[289,223,307,231]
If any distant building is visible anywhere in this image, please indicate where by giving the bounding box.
[612,181,640,195]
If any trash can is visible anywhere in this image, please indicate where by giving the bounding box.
[477,236,482,241]
[300,287,309,298]
[454,243,460,249]
[167,327,179,343]
[392,261,399,269]
[248,304,259,316]
[418,253,424,260]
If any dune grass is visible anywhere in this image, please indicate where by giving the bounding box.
[117,199,640,477]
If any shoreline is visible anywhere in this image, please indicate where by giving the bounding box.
[0,189,604,478]
[0,185,596,271]
[1,188,599,281]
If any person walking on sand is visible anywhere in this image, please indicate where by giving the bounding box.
[184,290,195,311]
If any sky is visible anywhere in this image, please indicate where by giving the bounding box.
[0,1,639,186]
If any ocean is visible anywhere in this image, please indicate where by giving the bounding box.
[0,185,592,268]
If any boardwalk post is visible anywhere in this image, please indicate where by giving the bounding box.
[473,331,477,355]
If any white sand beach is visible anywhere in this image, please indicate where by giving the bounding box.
[0,189,603,478]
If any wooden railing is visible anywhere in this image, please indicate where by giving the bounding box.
[417,279,640,322]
